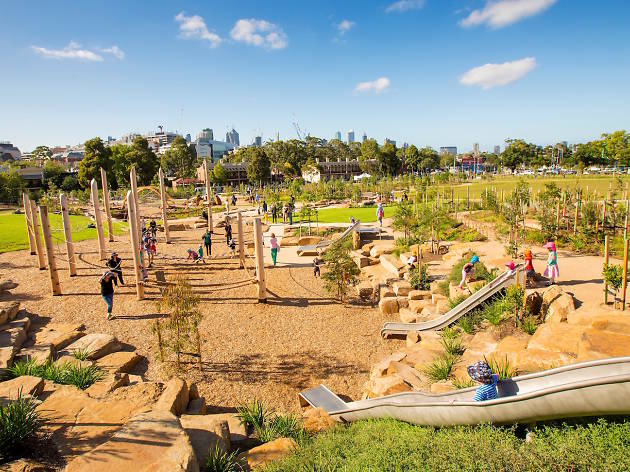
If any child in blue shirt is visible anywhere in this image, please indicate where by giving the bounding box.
[467,361,499,401]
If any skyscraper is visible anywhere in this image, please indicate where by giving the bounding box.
[254,136,262,147]
[335,131,342,141]
[440,147,457,156]
[362,132,367,143]
[473,143,480,157]
[384,138,396,147]
[347,129,355,144]
[197,128,213,141]
[494,145,501,155]
[226,128,240,146]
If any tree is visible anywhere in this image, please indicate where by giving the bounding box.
[501,139,537,171]
[32,145,52,160]
[0,169,25,204]
[61,175,79,192]
[161,136,197,180]
[322,237,360,302]
[78,137,111,188]
[114,136,159,186]
[601,130,630,165]
[213,161,227,184]
[380,142,400,175]
[392,201,416,239]
[359,139,380,174]
[402,145,420,172]
[246,147,271,185]
[418,146,439,173]
[571,141,604,169]
[42,161,66,189]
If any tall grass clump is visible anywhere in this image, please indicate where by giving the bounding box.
[441,334,464,357]
[424,353,458,382]
[452,378,476,390]
[484,355,518,380]
[0,391,40,462]
[7,360,102,390]
[237,399,310,446]
[521,316,538,335]
[236,398,271,430]
[205,444,243,472]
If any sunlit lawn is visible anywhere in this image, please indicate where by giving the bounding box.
[0,211,128,253]
[294,205,394,224]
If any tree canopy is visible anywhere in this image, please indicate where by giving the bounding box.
[161,136,198,180]
[246,147,271,184]
[111,136,159,186]
[78,137,112,188]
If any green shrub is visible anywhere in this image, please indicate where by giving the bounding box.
[63,363,103,390]
[522,316,538,335]
[409,264,430,291]
[72,348,90,361]
[0,391,40,461]
[452,378,476,390]
[448,253,496,285]
[448,294,468,309]
[7,360,102,390]
[424,353,458,382]
[236,398,272,430]
[479,301,505,326]
[441,326,458,340]
[457,312,481,334]
[441,335,464,357]
[484,355,518,380]
[438,280,450,297]
[206,445,243,472]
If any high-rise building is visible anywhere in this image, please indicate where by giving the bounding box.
[335,131,342,141]
[440,147,457,156]
[473,143,480,157]
[185,134,191,143]
[254,136,262,147]
[226,128,240,146]
[362,132,368,143]
[347,129,355,144]
[197,128,213,141]
[384,138,397,147]
[493,145,501,155]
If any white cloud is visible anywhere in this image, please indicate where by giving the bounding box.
[175,12,222,47]
[385,0,426,13]
[100,46,125,59]
[336,19,355,35]
[230,19,288,50]
[459,57,537,89]
[355,77,391,94]
[460,0,556,28]
[31,41,107,61]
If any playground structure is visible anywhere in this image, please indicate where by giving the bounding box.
[299,357,630,427]
[297,220,361,256]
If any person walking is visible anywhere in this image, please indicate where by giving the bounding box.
[106,252,124,286]
[100,270,116,321]
[376,203,385,227]
[543,241,559,285]
[202,230,212,257]
[269,232,279,266]
[271,204,277,224]
[288,204,293,225]
[313,256,321,278]
[225,218,233,244]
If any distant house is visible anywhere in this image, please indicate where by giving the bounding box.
[16,167,44,188]
[0,142,21,161]
[196,160,249,187]
[172,177,202,190]
[302,158,362,183]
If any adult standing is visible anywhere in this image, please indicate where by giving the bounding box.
[288,204,293,225]
[202,229,212,257]
[106,252,124,286]
[225,217,233,244]
[100,270,116,320]
[269,232,279,266]
[271,204,278,224]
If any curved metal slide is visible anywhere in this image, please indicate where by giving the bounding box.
[299,357,630,427]
[381,265,525,338]
[297,220,361,256]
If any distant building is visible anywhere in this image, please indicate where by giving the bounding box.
[362,132,368,143]
[473,143,480,157]
[226,128,240,147]
[0,142,21,160]
[185,134,191,143]
[145,127,180,154]
[384,138,396,147]
[16,167,43,188]
[254,136,262,147]
[302,158,362,183]
[335,131,342,141]
[51,150,84,163]
[196,160,248,187]
[197,128,214,141]
[494,145,501,155]
[440,147,457,156]
[347,130,355,144]
[561,141,568,148]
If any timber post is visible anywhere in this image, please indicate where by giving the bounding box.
[253,217,267,303]
[30,200,46,270]
[100,168,114,242]
[90,178,107,260]
[38,205,61,296]
[22,193,36,255]
[59,193,77,276]
[158,167,171,243]
[126,190,145,300]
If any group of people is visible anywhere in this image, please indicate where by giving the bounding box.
[458,242,560,291]
[261,200,295,225]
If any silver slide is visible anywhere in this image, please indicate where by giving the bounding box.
[381,265,525,338]
[299,357,630,426]
[297,220,361,256]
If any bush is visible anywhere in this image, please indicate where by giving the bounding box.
[236,398,271,430]
[424,353,458,382]
[457,312,481,334]
[452,378,476,390]
[6,360,102,390]
[522,316,538,335]
[484,355,518,380]
[237,399,309,446]
[409,264,430,291]
[205,444,243,472]
[441,335,464,357]
[447,253,496,285]
[0,391,40,461]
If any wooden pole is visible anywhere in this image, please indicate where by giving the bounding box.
[555,198,561,229]
[30,200,46,270]
[467,186,470,210]
[59,193,77,276]
[237,210,245,269]
[100,168,114,242]
[22,193,36,255]
[625,200,629,241]
[204,160,213,232]
[126,190,145,300]
[623,238,629,310]
[158,167,171,243]
[253,217,267,303]
[604,235,610,305]
[129,167,142,243]
[91,178,107,260]
[38,206,61,296]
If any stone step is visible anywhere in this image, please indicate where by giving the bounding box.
[0,375,45,406]
[153,378,190,416]
[65,411,199,472]
[60,333,121,360]
[238,437,297,471]
[0,301,20,325]
[15,344,52,364]
[0,316,30,372]
[379,254,406,278]
[29,322,85,351]
[94,351,141,374]
[180,414,230,467]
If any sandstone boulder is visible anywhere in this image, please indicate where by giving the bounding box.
[29,322,84,351]
[298,236,323,246]
[577,328,630,361]
[94,351,141,374]
[527,323,585,357]
[65,410,199,472]
[355,282,373,300]
[492,335,530,367]
[61,333,121,360]
[186,397,207,415]
[0,375,44,405]
[204,413,248,445]
[430,380,455,394]
[541,285,575,322]
[370,243,395,258]
[302,407,336,434]
[399,308,418,324]
[380,254,406,278]
[386,361,424,389]
[180,414,230,466]
[431,293,448,305]
[0,324,28,371]
[396,296,409,309]
[515,348,574,373]
[238,438,297,471]
[406,331,420,347]
[379,297,399,315]
[154,378,189,416]
[15,344,52,364]
[0,301,20,324]
[380,286,395,299]
[393,281,412,297]
[524,291,543,319]
[85,373,129,398]
[365,375,412,398]
[408,290,432,301]
[408,299,431,314]
[370,352,407,378]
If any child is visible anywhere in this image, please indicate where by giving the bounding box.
[99,270,116,321]
[228,237,236,257]
[468,361,499,401]
[504,261,516,275]
[523,249,536,286]
[376,203,384,226]
[187,248,199,261]
[543,241,559,285]
[313,256,321,278]
[269,233,279,266]
[459,255,479,290]
[196,245,206,264]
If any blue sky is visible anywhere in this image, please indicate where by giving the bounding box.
[1,0,629,152]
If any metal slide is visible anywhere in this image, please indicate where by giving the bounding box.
[381,265,525,338]
[297,220,361,256]
[299,357,630,427]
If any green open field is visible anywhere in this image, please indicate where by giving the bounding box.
[0,211,128,253]
[426,175,630,201]
[295,205,395,224]
[267,418,630,471]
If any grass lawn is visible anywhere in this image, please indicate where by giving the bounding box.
[0,211,128,253]
[266,418,630,471]
[426,175,630,201]
[294,205,394,224]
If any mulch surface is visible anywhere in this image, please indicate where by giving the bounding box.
[0,214,396,413]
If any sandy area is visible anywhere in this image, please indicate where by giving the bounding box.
[0,206,395,413]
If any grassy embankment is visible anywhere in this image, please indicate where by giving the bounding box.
[266,418,630,471]
[0,211,128,254]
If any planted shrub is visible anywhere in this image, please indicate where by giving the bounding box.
[237,399,309,445]
[424,353,458,382]
[205,445,243,472]
[452,378,476,390]
[441,335,464,357]
[0,391,40,462]
[72,348,90,361]
[522,316,538,335]
[7,360,102,390]
[484,355,518,380]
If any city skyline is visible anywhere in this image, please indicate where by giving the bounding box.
[2,0,629,152]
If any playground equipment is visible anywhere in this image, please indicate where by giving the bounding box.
[59,193,77,276]
[38,205,61,296]
[299,357,630,427]
[158,167,171,243]
[297,220,361,256]
[90,178,106,260]
[381,266,525,338]
[126,189,145,300]
[100,168,114,242]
